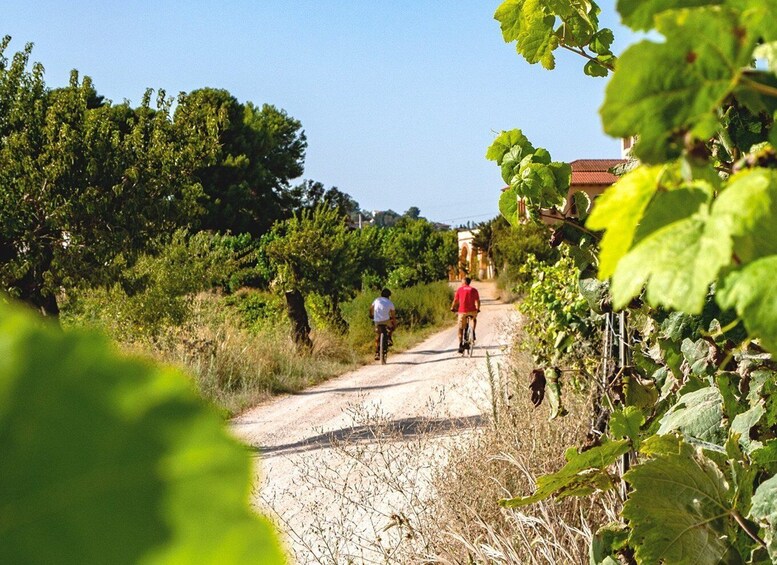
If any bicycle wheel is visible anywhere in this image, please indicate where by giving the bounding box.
[468,319,475,357]
[380,330,387,364]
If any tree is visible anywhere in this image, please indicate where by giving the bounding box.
[0,38,217,315]
[288,179,362,222]
[176,88,307,236]
[382,219,457,287]
[402,206,421,220]
[264,205,362,337]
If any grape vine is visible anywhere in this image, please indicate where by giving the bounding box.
[490,1,777,563]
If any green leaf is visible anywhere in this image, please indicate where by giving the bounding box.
[717,256,777,354]
[657,386,726,445]
[572,190,592,222]
[586,165,664,279]
[485,128,535,166]
[751,440,777,474]
[589,28,614,54]
[709,169,777,264]
[624,437,737,564]
[610,205,729,313]
[499,186,520,226]
[495,0,559,69]
[616,0,724,31]
[601,6,759,163]
[610,406,645,450]
[584,59,609,77]
[0,302,285,564]
[730,401,766,454]
[590,522,629,565]
[500,439,630,508]
[749,474,777,562]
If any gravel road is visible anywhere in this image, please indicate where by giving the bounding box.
[232,281,517,563]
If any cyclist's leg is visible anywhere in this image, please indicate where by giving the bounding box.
[457,313,466,351]
[374,324,381,359]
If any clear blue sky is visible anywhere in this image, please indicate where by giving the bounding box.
[5,1,634,226]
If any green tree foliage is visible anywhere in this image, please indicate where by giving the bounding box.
[62,230,247,340]
[0,300,285,564]
[265,204,362,333]
[287,179,362,223]
[475,215,555,281]
[0,39,218,316]
[382,218,457,288]
[490,0,777,561]
[176,88,307,236]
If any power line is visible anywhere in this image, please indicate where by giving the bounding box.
[437,212,496,223]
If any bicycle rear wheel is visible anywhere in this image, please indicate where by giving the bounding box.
[379,330,387,364]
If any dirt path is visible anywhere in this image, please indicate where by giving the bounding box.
[232,281,517,563]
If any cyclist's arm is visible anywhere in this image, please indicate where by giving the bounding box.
[369,303,375,320]
[389,308,397,328]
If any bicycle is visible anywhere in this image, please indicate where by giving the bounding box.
[376,323,392,365]
[459,314,475,357]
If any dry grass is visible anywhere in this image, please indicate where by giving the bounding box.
[411,325,620,564]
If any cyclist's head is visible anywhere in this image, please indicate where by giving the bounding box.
[464,277,472,285]
[381,288,392,298]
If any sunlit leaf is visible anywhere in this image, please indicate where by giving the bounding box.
[602,6,759,163]
[586,165,664,279]
[0,302,285,564]
[717,256,777,354]
[616,0,724,31]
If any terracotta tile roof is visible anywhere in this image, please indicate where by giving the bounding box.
[570,159,626,186]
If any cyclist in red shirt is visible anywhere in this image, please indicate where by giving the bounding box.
[451,277,480,353]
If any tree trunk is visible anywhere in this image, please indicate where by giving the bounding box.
[284,289,312,349]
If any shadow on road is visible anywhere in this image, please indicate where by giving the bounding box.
[289,381,419,396]
[252,414,486,458]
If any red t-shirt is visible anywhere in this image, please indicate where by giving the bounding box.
[454,284,480,312]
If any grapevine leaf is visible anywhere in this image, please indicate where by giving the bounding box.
[0,302,285,565]
[709,169,777,264]
[624,436,737,564]
[499,186,520,226]
[717,256,777,354]
[680,337,713,376]
[500,439,630,508]
[590,522,629,565]
[610,206,729,313]
[572,190,591,222]
[586,165,664,279]
[589,28,614,54]
[610,406,645,450]
[657,386,726,445]
[584,60,609,77]
[616,0,724,31]
[485,128,535,167]
[601,6,759,163]
[632,186,712,245]
[749,474,777,562]
[716,372,744,421]
[730,401,766,454]
[751,440,777,474]
[495,0,558,69]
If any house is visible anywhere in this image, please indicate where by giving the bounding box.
[565,158,627,215]
[451,229,495,281]
[514,158,627,224]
